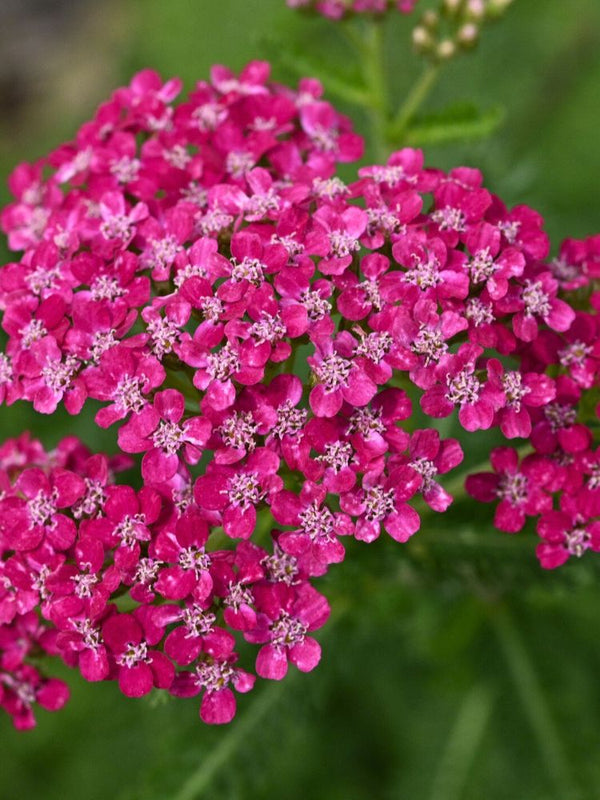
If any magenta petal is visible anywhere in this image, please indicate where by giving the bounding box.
[355,518,380,543]
[142,448,179,483]
[537,511,570,543]
[490,447,519,473]
[557,425,591,453]
[205,379,236,411]
[154,389,185,422]
[36,679,70,711]
[10,523,44,552]
[119,664,153,697]
[547,299,575,332]
[279,531,310,556]
[423,484,453,512]
[270,490,303,525]
[465,472,498,502]
[102,614,142,652]
[200,688,236,724]
[309,385,343,417]
[385,505,420,542]
[47,516,78,551]
[325,467,356,493]
[410,429,439,460]
[223,504,256,539]
[289,637,321,672]
[165,628,201,665]
[192,571,214,603]
[494,500,525,533]
[317,538,345,565]
[513,313,538,342]
[169,672,200,698]
[500,407,531,439]
[95,405,126,428]
[53,470,86,506]
[458,401,494,432]
[344,370,377,406]
[233,670,255,694]
[436,439,463,472]
[184,416,212,446]
[155,566,195,600]
[150,651,175,689]
[536,542,569,569]
[194,475,229,510]
[79,648,109,681]
[33,386,60,414]
[524,374,555,406]
[256,644,288,680]
[420,386,453,419]
[118,408,159,452]
[224,605,257,631]
[338,287,370,320]
[203,628,235,659]
[17,468,48,497]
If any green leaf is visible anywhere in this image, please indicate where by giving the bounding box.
[259,34,371,108]
[397,102,506,147]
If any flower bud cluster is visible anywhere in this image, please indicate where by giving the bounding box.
[412,0,514,60]
[1,63,599,728]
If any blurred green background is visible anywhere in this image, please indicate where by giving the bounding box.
[1,1,600,798]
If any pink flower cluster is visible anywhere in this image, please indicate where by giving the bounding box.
[0,433,329,728]
[286,0,418,18]
[1,62,600,728]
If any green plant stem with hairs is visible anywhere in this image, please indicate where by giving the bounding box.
[390,60,442,141]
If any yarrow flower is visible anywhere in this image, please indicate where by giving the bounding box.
[286,0,419,19]
[1,62,599,730]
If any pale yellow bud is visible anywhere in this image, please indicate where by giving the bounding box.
[422,10,440,29]
[443,0,462,15]
[465,0,485,20]
[437,39,457,59]
[412,25,434,52]
[457,22,479,47]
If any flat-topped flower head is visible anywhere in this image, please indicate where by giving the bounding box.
[1,56,598,732]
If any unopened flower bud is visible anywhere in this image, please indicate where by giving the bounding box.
[422,9,439,29]
[457,22,479,47]
[443,0,463,15]
[465,0,485,20]
[412,25,434,52]
[437,38,456,59]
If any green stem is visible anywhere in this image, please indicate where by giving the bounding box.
[429,683,495,800]
[359,20,390,161]
[339,18,368,57]
[390,62,441,143]
[170,602,348,800]
[279,349,296,377]
[171,681,287,800]
[489,603,580,800]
